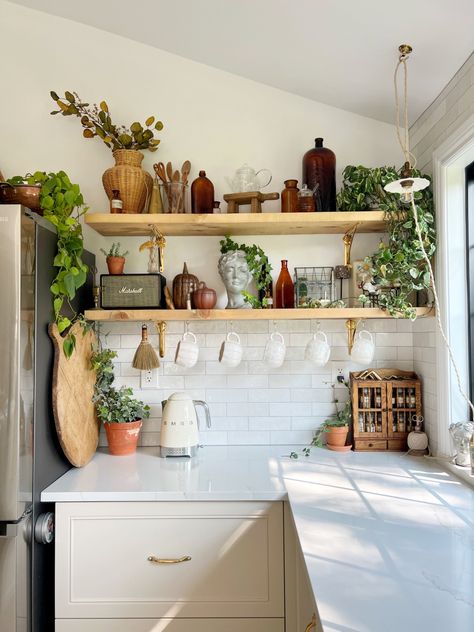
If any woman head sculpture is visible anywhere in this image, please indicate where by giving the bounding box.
[218,250,253,309]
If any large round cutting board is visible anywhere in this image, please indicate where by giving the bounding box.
[49,322,99,467]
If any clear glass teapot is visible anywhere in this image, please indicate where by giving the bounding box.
[225,163,272,193]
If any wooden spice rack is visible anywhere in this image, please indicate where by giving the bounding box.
[350,369,422,452]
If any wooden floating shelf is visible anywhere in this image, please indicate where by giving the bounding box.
[84,307,433,322]
[84,211,387,237]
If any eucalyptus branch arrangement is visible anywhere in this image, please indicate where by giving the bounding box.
[7,170,88,357]
[337,165,435,319]
[219,235,272,308]
[50,91,163,152]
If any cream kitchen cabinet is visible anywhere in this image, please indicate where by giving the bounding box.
[55,501,284,631]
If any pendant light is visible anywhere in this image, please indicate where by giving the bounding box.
[384,45,430,201]
[386,44,474,444]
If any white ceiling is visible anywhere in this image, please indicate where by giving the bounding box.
[7,0,474,123]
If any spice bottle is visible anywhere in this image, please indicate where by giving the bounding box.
[281,179,299,213]
[302,138,336,211]
[274,260,295,308]
[297,184,315,212]
[191,170,214,214]
[213,201,221,214]
[110,189,123,214]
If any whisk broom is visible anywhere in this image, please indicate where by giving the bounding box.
[132,324,160,370]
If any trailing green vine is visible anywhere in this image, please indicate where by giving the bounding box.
[337,165,436,319]
[7,170,88,356]
[219,235,272,308]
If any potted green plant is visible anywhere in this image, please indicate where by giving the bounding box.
[101,242,129,275]
[337,164,435,319]
[50,91,164,214]
[91,347,150,455]
[312,384,352,451]
[2,170,88,357]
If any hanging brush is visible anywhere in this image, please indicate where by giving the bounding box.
[132,324,160,370]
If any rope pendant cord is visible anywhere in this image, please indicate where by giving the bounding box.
[393,46,474,422]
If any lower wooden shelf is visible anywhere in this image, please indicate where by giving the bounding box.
[84,307,434,322]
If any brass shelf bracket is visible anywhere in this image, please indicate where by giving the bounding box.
[155,321,167,358]
[345,318,358,354]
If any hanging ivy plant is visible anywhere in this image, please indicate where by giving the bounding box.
[337,164,436,319]
[7,170,88,356]
[219,235,272,308]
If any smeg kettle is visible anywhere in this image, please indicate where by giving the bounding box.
[159,392,211,457]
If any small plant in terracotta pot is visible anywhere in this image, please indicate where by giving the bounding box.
[312,383,352,451]
[101,242,129,275]
[91,348,150,455]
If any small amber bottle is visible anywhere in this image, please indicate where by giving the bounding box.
[274,260,295,308]
[191,170,214,214]
[281,179,299,212]
[110,189,123,214]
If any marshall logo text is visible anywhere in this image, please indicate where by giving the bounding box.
[119,286,144,294]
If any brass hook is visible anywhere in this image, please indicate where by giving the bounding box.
[155,321,167,358]
[345,319,358,354]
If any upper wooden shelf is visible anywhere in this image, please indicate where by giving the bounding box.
[84,307,433,322]
[84,211,387,237]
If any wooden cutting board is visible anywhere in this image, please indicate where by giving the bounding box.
[49,322,99,467]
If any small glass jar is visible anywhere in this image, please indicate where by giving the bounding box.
[281,179,299,213]
[297,184,315,212]
[110,189,122,214]
[160,182,187,214]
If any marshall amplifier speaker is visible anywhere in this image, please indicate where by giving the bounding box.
[100,274,167,309]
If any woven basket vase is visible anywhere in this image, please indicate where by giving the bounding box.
[102,149,153,214]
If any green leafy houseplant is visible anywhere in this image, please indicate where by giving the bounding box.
[50,91,163,152]
[337,165,436,319]
[219,235,272,308]
[7,170,88,357]
[312,383,352,448]
[91,347,150,424]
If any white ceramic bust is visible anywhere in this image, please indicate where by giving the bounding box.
[218,250,253,309]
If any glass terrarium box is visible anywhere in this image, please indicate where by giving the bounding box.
[294,266,335,307]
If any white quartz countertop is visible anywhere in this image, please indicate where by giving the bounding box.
[42,446,474,632]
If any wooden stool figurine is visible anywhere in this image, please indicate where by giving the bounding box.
[223,191,279,213]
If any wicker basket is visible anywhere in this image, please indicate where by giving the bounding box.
[102,149,153,214]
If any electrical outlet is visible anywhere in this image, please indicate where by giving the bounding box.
[140,369,158,389]
[335,367,345,385]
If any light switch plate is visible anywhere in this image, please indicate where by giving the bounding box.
[140,369,158,389]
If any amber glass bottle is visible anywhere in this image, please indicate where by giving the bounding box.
[191,170,214,214]
[302,138,336,211]
[281,179,299,212]
[274,260,295,308]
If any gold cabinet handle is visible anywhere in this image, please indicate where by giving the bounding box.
[304,613,317,632]
[147,555,192,564]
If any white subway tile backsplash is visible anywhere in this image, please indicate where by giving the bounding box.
[100,320,419,447]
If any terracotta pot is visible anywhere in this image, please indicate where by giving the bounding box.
[327,443,352,452]
[104,419,142,456]
[193,282,217,309]
[324,425,348,447]
[102,150,153,214]
[107,256,125,275]
[0,184,42,213]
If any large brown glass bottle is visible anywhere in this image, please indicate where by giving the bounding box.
[302,138,336,211]
[274,260,294,308]
[191,170,214,214]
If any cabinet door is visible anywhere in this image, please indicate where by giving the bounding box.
[56,618,285,632]
[387,381,420,442]
[56,501,284,620]
[284,504,322,632]
[352,380,387,444]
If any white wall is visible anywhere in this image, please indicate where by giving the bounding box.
[410,54,474,456]
[1,0,415,446]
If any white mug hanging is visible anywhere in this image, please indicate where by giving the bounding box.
[264,332,286,368]
[350,329,375,365]
[219,332,243,368]
[174,331,199,368]
[305,331,331,367]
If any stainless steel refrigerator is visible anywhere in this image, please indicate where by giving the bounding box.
[0,205,94,632]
